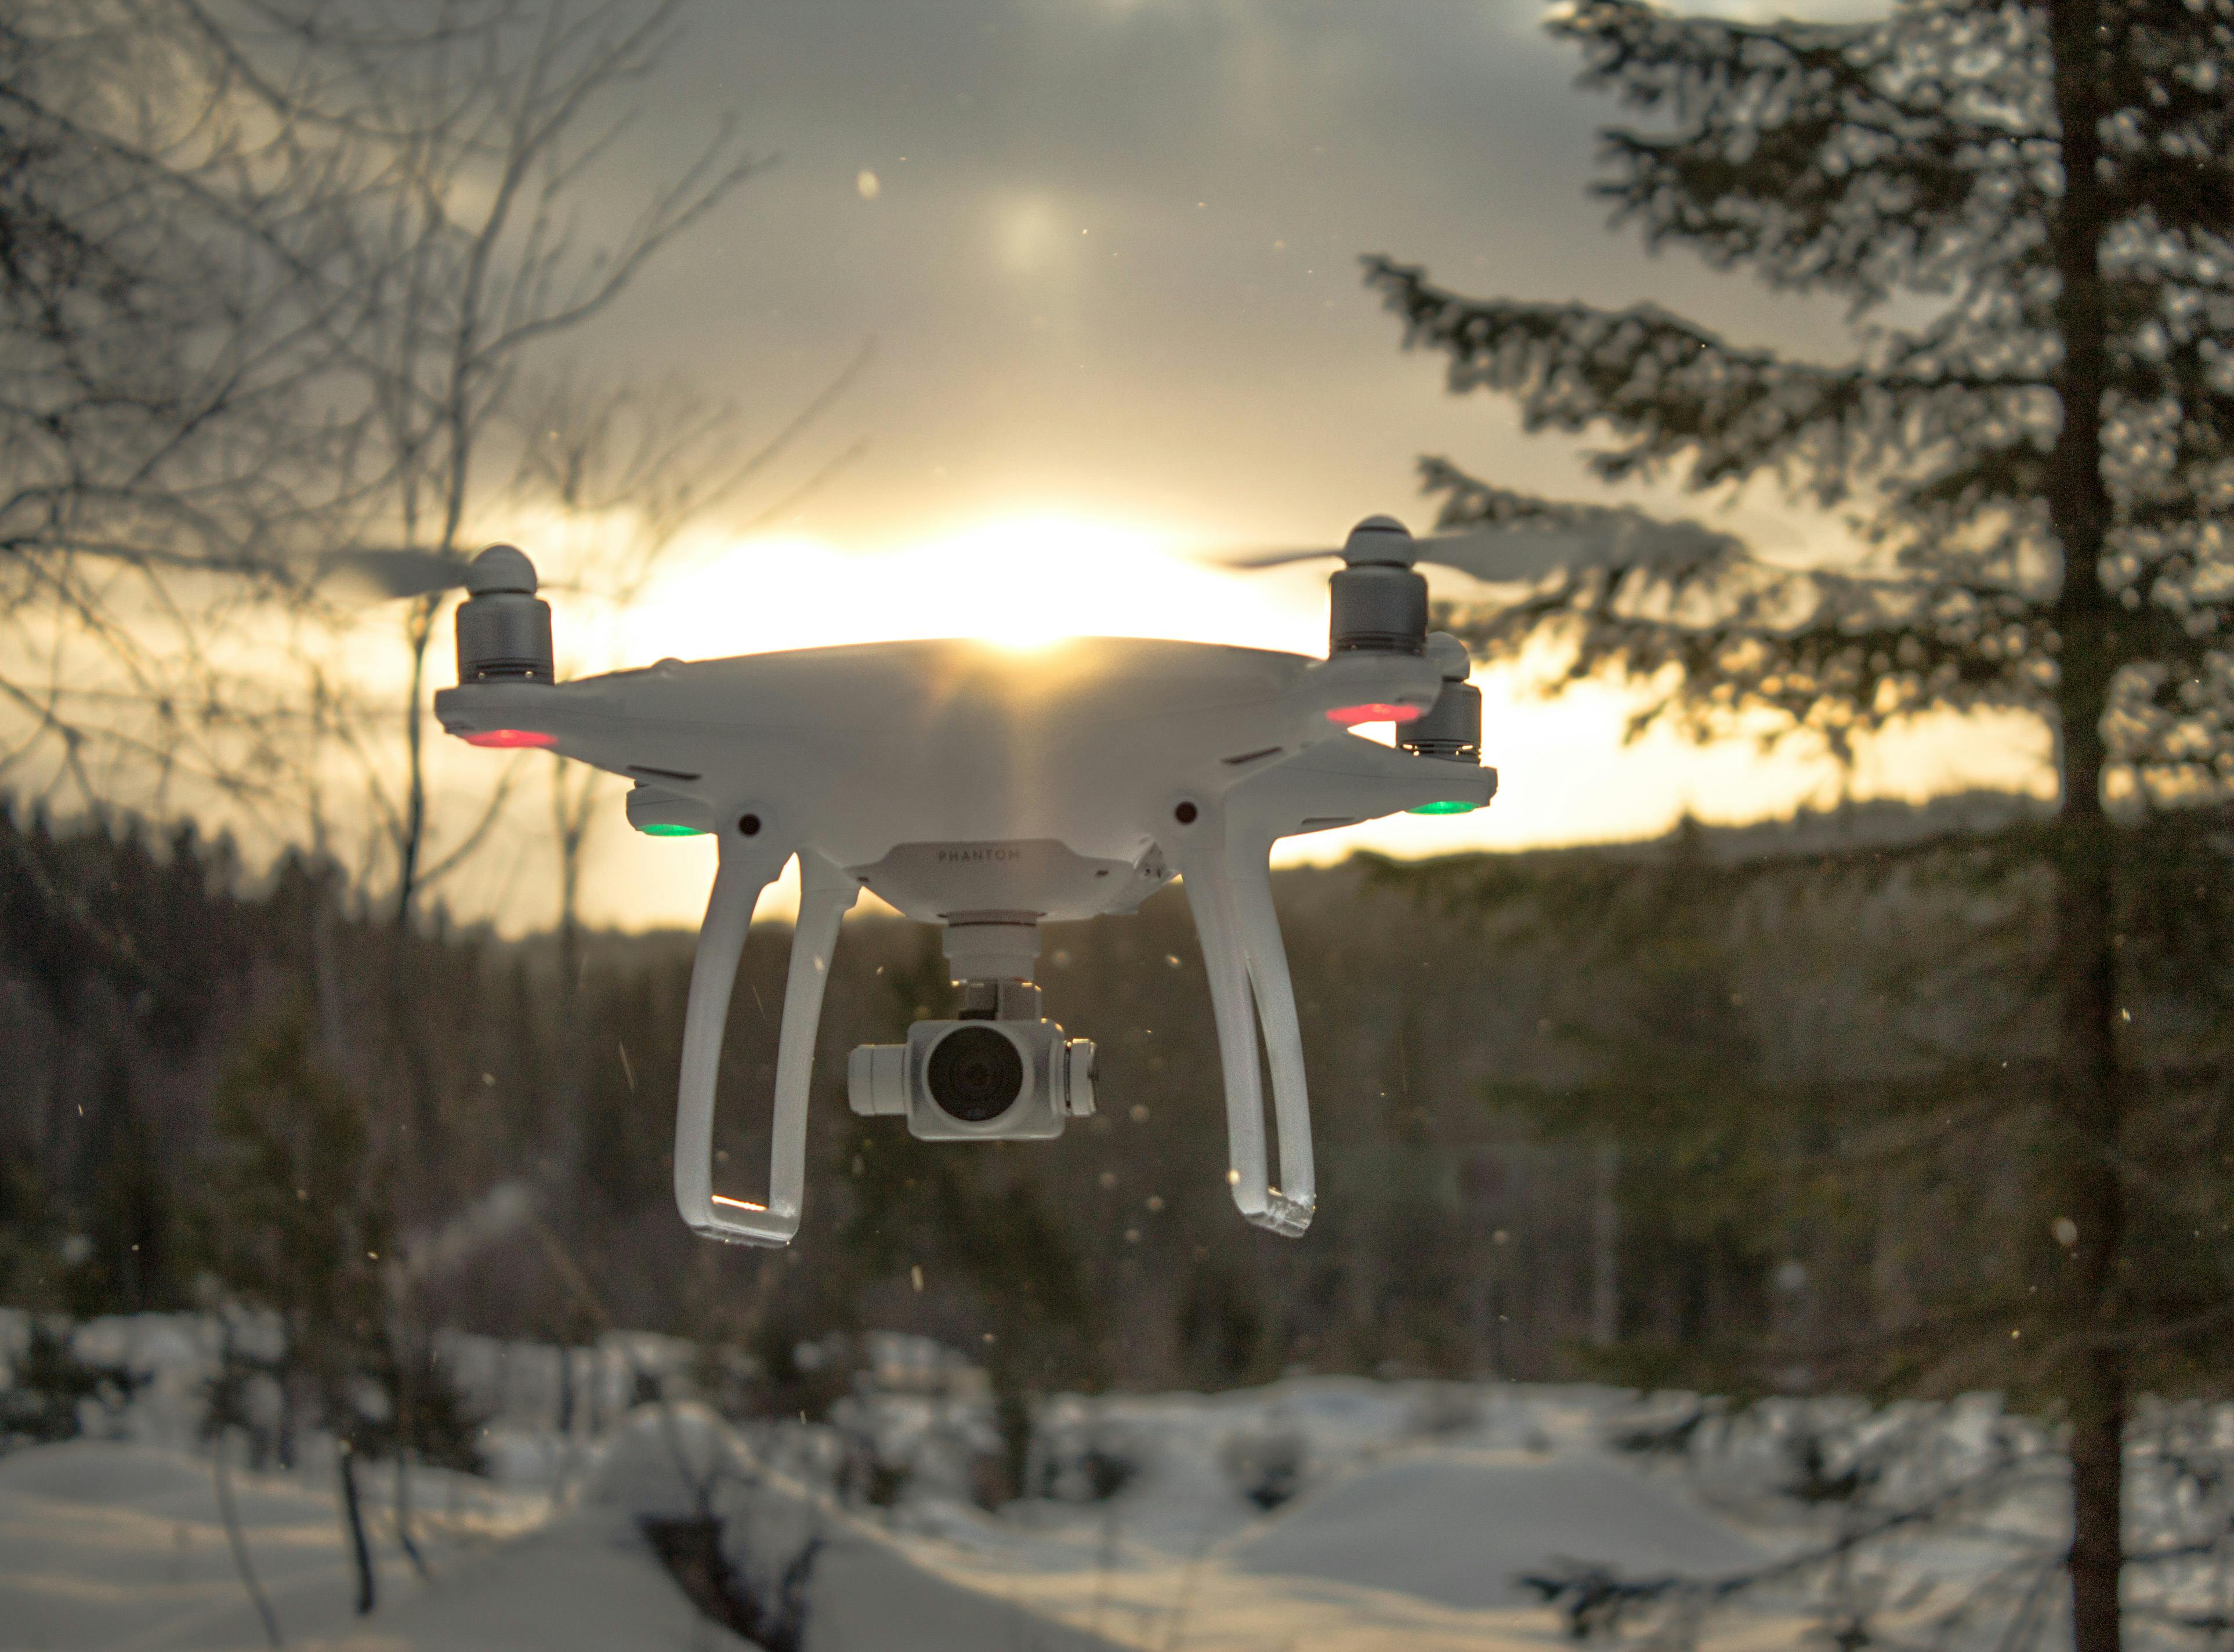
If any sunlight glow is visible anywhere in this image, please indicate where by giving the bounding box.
[616,510,1326,665]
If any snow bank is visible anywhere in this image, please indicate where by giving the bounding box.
[1232,1449,1762,1610]
[0,1432,659,1651]
[586,1402,1125,1651]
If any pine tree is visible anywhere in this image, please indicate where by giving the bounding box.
[71,1054,178,1316]
[1364,4,2233,1649]
[202,1014,395,1614]
[1498,826,1789,1386]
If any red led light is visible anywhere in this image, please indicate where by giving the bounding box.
[459,727,556,749]
[1326,702,1424,727]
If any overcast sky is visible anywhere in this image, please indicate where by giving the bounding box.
[426,0,2047,933]
[580,0,1884,548]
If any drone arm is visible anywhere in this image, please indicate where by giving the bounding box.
[674,839,857,1247]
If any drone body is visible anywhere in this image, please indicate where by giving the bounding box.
[433,519,1496,1247]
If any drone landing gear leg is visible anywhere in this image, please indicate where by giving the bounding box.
[1173,808,1316,1238]
[1228,830,1316,1235]
[674,840,858,1247]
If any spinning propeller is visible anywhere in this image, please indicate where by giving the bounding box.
[1224,508,1739,586]
[314,546,486,602]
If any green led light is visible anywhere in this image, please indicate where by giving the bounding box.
[1407,799,1479,816]
[638,821,708,837]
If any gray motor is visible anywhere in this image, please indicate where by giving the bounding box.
[1401,632,1483,761]
[1328,515,1428,657]
[455,544,554,682]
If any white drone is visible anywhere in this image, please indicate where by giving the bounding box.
[423,512,1649,1248]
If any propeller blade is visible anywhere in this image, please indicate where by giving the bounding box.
[1218,546,1347,571]
[1406,516,1735,584]
[315,548,473,602]
[1216,514,1737,582]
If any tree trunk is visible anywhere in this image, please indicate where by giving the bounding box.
[276,1370,297,1471]
[2044,5,2126,1651]
[1590,1141,1620,1347]
[338,1443,376,1616]
[309,871,347,1068]
[393,597,437,930]
[213,1430,285,1648]
[555,758,592,1005]
[392,1454,429,1581]
[388,602,441,1169]
[386,1294,430,1581]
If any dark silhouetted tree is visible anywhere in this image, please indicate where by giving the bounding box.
[202,1014,394,1614]
[1366,5,2234,1649]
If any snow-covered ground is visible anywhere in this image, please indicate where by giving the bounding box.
[848,1382,1783,1651]
[0,1432,737,1652]
[1,1382,1783,1652]
[10,1313,2217,1652]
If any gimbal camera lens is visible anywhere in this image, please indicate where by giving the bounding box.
[926,1025,1025,1122]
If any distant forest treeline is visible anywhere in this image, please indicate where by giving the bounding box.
[3,794,2229,1407]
